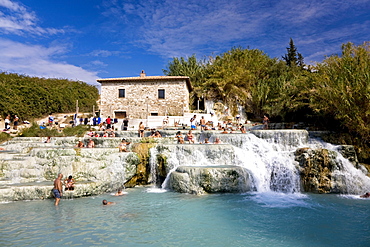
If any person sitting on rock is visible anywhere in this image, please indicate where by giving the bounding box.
[214,138,222,144]
[87,139,95,148]
[64,175,75,191]
[87,129,94,137]
[118,139,130,152]
[153,131,162,138]
[202,138,210,144]
[75,141,85,148]
[176,131,184,144]
[186,130,195,144]
[360,192,370,198]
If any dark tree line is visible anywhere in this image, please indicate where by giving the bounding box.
[0,72,99,120]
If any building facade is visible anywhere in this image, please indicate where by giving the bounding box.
[97,71,192,119]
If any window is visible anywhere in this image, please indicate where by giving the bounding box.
[158,89,165,99]
[118,89,125,98]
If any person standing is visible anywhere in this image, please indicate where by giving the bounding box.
[263,115,269,130]
[106,116,112,129]
[13,115,19,130]
[122,118,129,131]
[138,122,145,137]
[236,114,241,124]
[190,115,196,130]
[53,173,63,206]
[200,116,206,131]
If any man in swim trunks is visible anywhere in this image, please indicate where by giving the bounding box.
[200,116,206,131]
[53,173,63,206]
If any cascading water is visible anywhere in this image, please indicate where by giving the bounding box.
[156,144,237,189]
[156,130,370,194]
[226,132,302,193]
[149,147,158,185]
[308,138,370,194]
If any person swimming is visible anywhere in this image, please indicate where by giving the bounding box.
[114,188,125,196]
[102,199,114,205]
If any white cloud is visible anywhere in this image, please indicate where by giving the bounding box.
[0,38,99,85]
[0,0,63,35]
[103,0,370,62]
[89,49,123,57]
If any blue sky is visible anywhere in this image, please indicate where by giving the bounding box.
[0,0,369,86]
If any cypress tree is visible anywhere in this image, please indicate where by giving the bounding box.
[282,38,304,68]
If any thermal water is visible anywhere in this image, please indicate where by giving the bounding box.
[1,130,370,246]
[1,187,369,246]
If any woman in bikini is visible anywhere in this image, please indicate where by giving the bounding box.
[186,130,195,144]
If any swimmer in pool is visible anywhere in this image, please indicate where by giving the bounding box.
[114,188,125,196]
[102,199,115,205]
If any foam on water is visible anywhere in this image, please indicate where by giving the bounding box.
[146,187,168,193]
[247,191,312,208]
[339,194,370,200]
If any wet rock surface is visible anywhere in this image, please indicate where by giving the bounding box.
[169,165,251,195]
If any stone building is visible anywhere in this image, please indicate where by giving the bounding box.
[97,71,192,119]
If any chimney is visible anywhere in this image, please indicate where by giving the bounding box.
[140,70,146,77]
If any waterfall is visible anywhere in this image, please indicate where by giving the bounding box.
[229,133,302,193]
[308,138,370,194]
[156,130,370,194]
[149,147,158,185]
[157,144,236,189]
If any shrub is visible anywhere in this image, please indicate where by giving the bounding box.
[62,125,90,137]
[18,123,60,137]
[0,132,11,144]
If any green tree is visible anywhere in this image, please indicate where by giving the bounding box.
[310,42,370,140]
[204,47,284,116]
[163,54,209,108]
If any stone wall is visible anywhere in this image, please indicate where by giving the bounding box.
[100,79,190,119]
